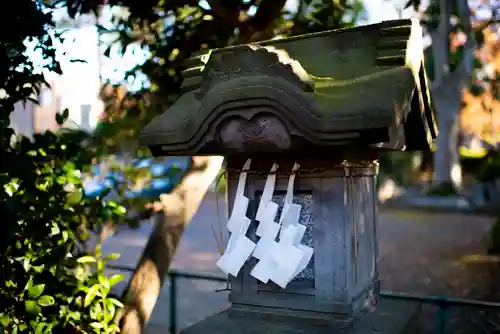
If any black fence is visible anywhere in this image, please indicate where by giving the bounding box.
[108,265,500,334]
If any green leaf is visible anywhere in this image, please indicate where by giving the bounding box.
[45,322,56,333]
[49,265,57,276]
[23,258,31,272]
[109,297,124,308]
[50,223,60,235]
[84,284,100,307]
[0,313,10,327]
[37,295,55,307]
[90,322,104,329]
[68,311,81,321]
[28,284,45,299]
[104,298,116,319]
[56,176,67,184]
[77,255,96,263]
[67,189,83,204]
[112,204,126,216]
[63,161,76,172]
[107,324,120,333]
[55,113,64,125]
[97,259,105,272]
[108,274,125,287]
[35,322,47,334]
[101,207,113,220]
[62,108,69,119]
[32,264,45,273]
[25,277,33,291]
[98,274,109,290]
[5,280,16,288]
[103,253,120,261]
[25,300,42,314]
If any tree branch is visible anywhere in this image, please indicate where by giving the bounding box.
[431,0,476,92]
[247,0,288,32]
[456,0,474,75]
[206,0,244,27]
[239,0,288,42]
[206,0,287,43]
[430,0,452,87]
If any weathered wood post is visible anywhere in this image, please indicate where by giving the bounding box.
[139,19,436,334]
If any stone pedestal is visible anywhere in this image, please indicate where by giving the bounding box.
[225,156,379,325]
[181,298,422,334]
[137,18,437,334]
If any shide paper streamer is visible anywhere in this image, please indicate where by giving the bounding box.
[217,161,314,289]
[216,159,255,277]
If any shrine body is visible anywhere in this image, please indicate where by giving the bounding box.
[140,18,437,334]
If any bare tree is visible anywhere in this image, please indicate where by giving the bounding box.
[429,0,474,190]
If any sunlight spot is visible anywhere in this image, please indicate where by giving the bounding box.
[451,163,462,186]
[248,5,257,16]
[459,254,500,265]
[199,0,210,10]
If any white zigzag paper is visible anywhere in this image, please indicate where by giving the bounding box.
[216,235,255,277]
[216,159,254,277]
[251,162,314,288]
[217,160,314,287]
[255,163,279,236]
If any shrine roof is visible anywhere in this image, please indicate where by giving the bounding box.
[140,19,437,156]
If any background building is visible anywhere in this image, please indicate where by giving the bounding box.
[10,11,103,137]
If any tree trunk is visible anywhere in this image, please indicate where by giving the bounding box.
[432,73,463,188]
[431,55,473,190]
[433,102,462,187]
[430,0,473,190]
[116,156,224,334]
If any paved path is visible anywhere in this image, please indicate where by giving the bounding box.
[103,197,230,332]
[378,209,496,299]
[101,198,497,332]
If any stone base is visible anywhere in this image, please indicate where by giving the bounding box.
[181,298,422,334]
[229,304,353,327]
[228,281,380,327]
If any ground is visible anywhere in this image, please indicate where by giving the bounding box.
[378,209,496,300]
[102,198,498,333]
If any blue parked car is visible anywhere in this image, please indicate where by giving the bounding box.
[83,157,192,200]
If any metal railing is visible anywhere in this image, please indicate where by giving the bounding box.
[108,265,500,334]
[167,270,228,334]
[380,291,500,334]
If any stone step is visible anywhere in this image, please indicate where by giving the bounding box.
[181,298,422,334]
